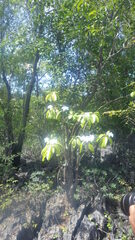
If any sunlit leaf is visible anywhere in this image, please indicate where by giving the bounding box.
[130,91,135,98]
[56,110,61,120]
[46,145,52,160]
[100,136,108,148]
[46,92,57,102]
[46,110,51,119]
[76,138,81,146]
[71,139,77,148]
[91,113,96,123]
[79,143,83,153]
[52,92,57,101]
[96,134,104,142]
[88,143,94,153]
[41,139,62,161]
[89,10,96,16]
[81,118,85,128]
[41,146,48,162]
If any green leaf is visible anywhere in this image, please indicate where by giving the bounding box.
[91,113,96,123]
[130,91,135,98]
[100,136,108,148]
[46,145,52,160]
[91,113,99,123]
[76,0,83,11]
[45,93,52,102]
[46,110,51,119]
[71,139,77,148]
[108,137,113,145]
[88,120,91,128]
[76,138,81,146]
[46,92,57,102]
[96,134,104,142]
[46,108,60,120]
[88,143,94,153]
[41,139,63,161]
[52,92,57,101]
[77,114,82,122]
[79,143,83,153]
[55,143,62,156]
[41,145,48,162]
[89,10,96,16]
[56,109,61,119]
[95,113,99,123]
[81,118,85,128]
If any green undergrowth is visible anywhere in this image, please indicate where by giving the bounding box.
[74,162,133,204]
[0,144,15,182]
[23,170,54,194]
[0,170,54,212]
[0,178,17,211]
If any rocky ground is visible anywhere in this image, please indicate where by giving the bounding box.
[0,189,134,240]
[0,156,134,240]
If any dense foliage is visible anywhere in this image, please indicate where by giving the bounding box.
[0,0,135,207]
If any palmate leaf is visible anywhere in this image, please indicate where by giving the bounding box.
[90,114,96,124]
[96,132,113,149]
[99,136,108,148]
[70,136,95,154]
[46,109,56,119]
[92,113,99,123]
[70,137,83,153]
[41,144,53,161]
[46,107,61,120]
[46,92,57,102]
[88,143,94,153]
[41,140,62,162]
[96,134,104,142]
[46,110,52,119]
[78,112,99,128]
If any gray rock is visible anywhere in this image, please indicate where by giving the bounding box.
[75,216,96,240]
[0,192,46,240]
[0,192,133,240]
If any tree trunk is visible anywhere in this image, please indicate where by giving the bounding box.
[13,51,39,166]
[2,51,39,166]
[2,68,14,155]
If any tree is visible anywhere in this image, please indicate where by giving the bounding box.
[0,0,51,166]
[43,0,135,138]
[0,0,134,172]
[41,91,112,197]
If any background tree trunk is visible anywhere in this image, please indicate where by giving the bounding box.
[12,51,39,166]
